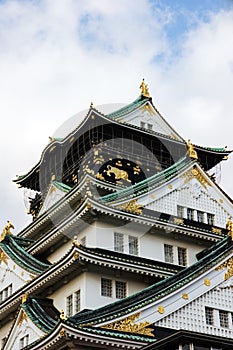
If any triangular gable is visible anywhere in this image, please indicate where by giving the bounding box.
[2,307,45,350]
[154,262,233,337]
[38,181,71,216]
[0,246,37,292]
[110,99,183,141]
[0,235,50,292]
[135,162,233,229]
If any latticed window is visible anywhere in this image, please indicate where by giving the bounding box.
[178,247,187,266]
[66,294,73,317]
[66,290,81,317]
[115,281,127,299]
[147,123,153,130]
[187,208,194,220]
[101,278,112,297]
[164,244,174,263]
[219,310,229,328]
[207,213,215,226]
[140,121,146,128]
[114,232,124,252]
[197,211,204,223]
[128,235,138,255]
[74,290,81,313]
[205,307,214,325]
[177,205,184,218]
[0,284,12,302]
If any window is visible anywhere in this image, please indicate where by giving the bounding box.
[187,208,194,221]
[164,244,174,263]
[197,211,204,223]
[66,290,81,317]
[19,335,29,349]
[74,290,81,314]
[101,278,112,297]
[114,232,124,252]
[178,247,187,266]
[128,235,138,255]
[177,205,184,218]
[115,281,127,299]
[66,295,73,317]
[147,123,153,130]
[80,236,86,246]
[207,213,215,226]
[140,121,153,130]
[205,307,214,325]
[219,310,229,328]
[0,284,12,302]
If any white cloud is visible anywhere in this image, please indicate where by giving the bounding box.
[0,1,232,231]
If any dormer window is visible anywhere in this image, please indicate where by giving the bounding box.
[207,213,215,226]
[140,121,153,130]
[0,284,12,302]
[197,210,204,223]
[187,208,195,221]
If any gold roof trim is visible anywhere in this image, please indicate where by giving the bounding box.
[101,311,154,337]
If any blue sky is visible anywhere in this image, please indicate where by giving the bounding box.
[0,0,233,231]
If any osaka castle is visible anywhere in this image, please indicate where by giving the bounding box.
[1,80,233,350]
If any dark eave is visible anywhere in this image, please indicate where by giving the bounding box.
[141,328,233,350]
[13,98,230,192]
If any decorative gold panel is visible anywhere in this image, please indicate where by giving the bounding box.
[0,249,8,265]
[180,166,211,189]
[117,199,143,215]
[101,312,154,337]
[215,257,233,280]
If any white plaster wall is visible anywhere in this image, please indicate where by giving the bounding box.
[51,273,86,313]
[84,271,147,310]
[156,281,233,339]
[50,270,147,315]
[47,240,72,263]
[140,232,202,266]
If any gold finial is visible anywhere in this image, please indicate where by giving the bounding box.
[226,217,233,240]
[72,236,80,247]
[51,174,56,181]
[186,139,198,159]
[140,79,150,97]
[60,309,67,320]
[0,220,15,242]
[90,101,93,108]
[49,136,54,142]
[22,293,28,304]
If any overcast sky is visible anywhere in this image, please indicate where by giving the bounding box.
[0,0,233,232]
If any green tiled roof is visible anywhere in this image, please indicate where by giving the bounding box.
[0,234,50,274]
[69,236,232,326]
[22,297,59,333]
[107,95,150,119]
[80,325,156,342]
[99,156,192,204]
[52,180,72,192]
[196,145,228,153]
